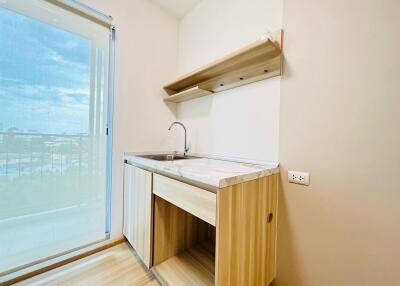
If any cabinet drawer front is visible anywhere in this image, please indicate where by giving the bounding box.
[153,174,216,226]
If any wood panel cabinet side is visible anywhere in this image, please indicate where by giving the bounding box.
[122,164,153,268]
[268,174,279,282]
[215,175,279,286]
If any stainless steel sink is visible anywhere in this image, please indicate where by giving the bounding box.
[137,154,198,161]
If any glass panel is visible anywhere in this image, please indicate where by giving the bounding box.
[0,0,110,273]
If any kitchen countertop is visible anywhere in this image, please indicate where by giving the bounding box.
[124,152,279,189]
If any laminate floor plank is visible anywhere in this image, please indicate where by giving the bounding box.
[15,243,158,286]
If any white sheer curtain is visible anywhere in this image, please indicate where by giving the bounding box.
[0,0,111,273]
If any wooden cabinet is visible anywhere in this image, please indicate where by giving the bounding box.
[153,174,217,226]
[123,164,153,268]
[123,163,279,285]
[215,175,279,285]
[151,173,279,286]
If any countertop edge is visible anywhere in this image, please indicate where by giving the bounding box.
[124,152,280,189]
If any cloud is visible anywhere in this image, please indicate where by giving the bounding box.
[0,82,93,134]
[0,7,104,134]
[0,76,24,84]
[54,87,89,96]
[48,50,69,65]
[1,83,90,106]
[0,7,91,89]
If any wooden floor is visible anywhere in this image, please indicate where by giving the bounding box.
[15,243,158,286]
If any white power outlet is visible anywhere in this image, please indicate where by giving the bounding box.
[288,171,310,186]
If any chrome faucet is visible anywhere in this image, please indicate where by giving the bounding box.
[168,121,189,156]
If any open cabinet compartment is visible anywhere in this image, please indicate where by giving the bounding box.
[152,196,216,286]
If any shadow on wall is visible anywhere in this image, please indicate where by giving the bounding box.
[274,173,304,286]
[164,100,178,115]
[176,94,213,119]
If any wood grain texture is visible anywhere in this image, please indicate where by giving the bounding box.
[164,31,282,102]
[152,196,214,266]
[123,164,153,268]
[15,243,158,286]
[152,247,215,286]
[266,174,279,281]
[186,242,215,274]
[1,238,126,286]
[215,174,279,286]
[153,174,217,226]
[163,86,213,103]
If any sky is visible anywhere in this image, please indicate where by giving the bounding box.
[0,7,91,135]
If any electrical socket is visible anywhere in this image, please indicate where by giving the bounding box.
[288,171,310,186]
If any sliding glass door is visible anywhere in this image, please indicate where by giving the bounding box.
[0,0,111,273]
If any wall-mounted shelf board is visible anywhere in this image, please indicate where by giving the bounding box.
[163,30,283,103]
[164,86,213,103]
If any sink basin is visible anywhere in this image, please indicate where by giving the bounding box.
[138,154,198,161]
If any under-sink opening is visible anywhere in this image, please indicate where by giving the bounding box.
[152,196,216,285]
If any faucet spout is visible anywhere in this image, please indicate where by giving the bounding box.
[168,121,189,156]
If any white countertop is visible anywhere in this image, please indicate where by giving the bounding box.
[124,152,279,189]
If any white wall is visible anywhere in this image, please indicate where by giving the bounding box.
[80,0,179,238]
[278,0,400,285]
[78,1,400,284]
[176,0,282,162]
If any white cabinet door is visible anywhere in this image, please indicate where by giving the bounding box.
[123,164,153,268]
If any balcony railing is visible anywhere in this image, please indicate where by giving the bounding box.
[0,131,106,221]
[0,131,107,275]
[0,131,90,178]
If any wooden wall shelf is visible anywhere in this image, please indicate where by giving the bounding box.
[163,30,283,103]
[164,86,213,103]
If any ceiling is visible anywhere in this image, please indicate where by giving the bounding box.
[149,0,201,19]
